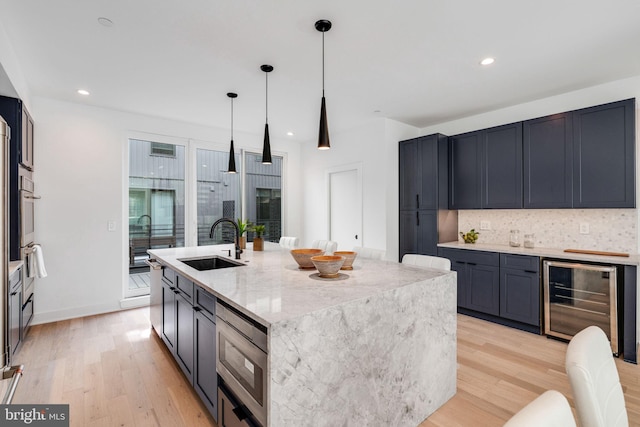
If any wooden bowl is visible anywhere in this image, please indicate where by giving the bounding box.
[290,249,324,269]
[334,251,357,270]
[311,255,345,278]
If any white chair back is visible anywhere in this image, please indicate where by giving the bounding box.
[352,246,385,260]
[311,240,337,255]
[279,236,299,249]
[401,254,451,270]
[503,390,576,427]
[565,326,628,427]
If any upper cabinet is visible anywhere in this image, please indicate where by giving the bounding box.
[0,95,34,171]
[451,98,635,210]
[450,122,523,209]
[523,113,573,208]
[399,134,448,211]
[572,99,635,208]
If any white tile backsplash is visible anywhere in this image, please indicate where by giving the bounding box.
[458,209,638,253]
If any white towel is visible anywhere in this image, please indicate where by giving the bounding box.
[32,244,48,278]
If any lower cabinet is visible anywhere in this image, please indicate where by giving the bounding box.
[8,267,22,357]
[156,266,218,422]
[399,209,438,258]
[439,248,541,331]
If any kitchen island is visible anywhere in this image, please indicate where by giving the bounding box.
[149,243,457,427]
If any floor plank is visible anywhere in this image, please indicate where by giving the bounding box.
[10,308,640,426]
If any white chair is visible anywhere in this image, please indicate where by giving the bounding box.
[565,326,628,427]
[503,390,576,427]
[401,254,451,270]
[311,240,337,255]
[279,236,299,249]
[352,246,385,260]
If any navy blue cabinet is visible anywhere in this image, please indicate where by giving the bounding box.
[175,287,195,382]
[162,278,176,350]
[439,248,541,331]
[572,99,635,208]
[194,310,217,418]
[399,134,448,259]
[523,113,573,208]
[450,122,523,209]
[499,254,540,326]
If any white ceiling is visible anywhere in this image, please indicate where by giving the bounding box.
[1,0,639,142]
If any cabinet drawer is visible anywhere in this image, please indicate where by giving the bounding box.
[439,248,499,266]
[500,253,540,273]
[176,274,194,302]
[196,287,216,320]
[162,266,175,285]
[9,267,22,290]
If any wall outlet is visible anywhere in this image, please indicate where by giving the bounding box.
[108,221,117,232]
[579,222,589,234]
[480,221,491,230]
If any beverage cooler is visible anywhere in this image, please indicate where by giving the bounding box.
[543,260,620,354]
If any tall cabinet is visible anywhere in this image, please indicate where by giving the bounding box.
[399,134,455,259]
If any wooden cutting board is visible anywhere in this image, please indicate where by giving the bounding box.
[564,249,630,257]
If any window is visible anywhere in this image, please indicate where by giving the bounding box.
[196,148,241,245]
[128,138,185,297]
[245,152,282,243]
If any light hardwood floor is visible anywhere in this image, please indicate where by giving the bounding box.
[10,308,640,426]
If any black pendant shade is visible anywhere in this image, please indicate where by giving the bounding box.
[316,19,332,150]
[227,92,238,174]
[261,64,273,164]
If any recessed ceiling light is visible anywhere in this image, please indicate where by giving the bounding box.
[480,57,495,66]
[98,17,114,27]
[77,89,90,96]
[286,132,294,136]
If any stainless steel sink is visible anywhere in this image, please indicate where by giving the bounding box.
[178,256,245,271]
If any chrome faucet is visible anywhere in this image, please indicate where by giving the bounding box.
[210,218,242,260]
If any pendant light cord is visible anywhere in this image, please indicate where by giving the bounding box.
[322,31,325,97]
[230,97,234,140]
[265,72,269,122]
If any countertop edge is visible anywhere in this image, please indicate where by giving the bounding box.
[437,241,640,266]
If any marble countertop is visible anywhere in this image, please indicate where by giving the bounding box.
[9,260,23,277]
[149,243,454,328]
[438,241,640,265]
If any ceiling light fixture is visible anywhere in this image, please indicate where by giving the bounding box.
[227,92,238,174]
[480,57,495,66]
[315,19,332,150]
[77,89,90,96]
[261,64,273,164]
[286,132,294,136]
[97,17,114,27]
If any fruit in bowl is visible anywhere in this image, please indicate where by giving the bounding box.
[310,255,345,278]
[460,229,479,244]
[290,248,324,269]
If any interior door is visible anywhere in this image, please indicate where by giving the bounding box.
[329,169,361,251]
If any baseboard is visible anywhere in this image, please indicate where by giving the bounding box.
[120,295,150,309]
[31,296,150,325]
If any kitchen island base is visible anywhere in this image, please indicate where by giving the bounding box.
[270,272,457,426]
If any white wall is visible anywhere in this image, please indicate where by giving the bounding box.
[301,118,418,259]
[31,96,303,324]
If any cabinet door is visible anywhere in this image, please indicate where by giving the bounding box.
[448,260,468,308]
[194,311,217,420]
[466,264,500,316]
[523,113,573,208]
[400,210,437,258]
[482,123,523,208]
[418,136,439,210]
[9,286,21,356]
[416,210,438,256]
[449,131,482,209]
[175,293,194,382]
[500,268,540,326]
[399,140,419,211]
[162,281,176,350]
[20,108,34,170]
[572,98,635,208]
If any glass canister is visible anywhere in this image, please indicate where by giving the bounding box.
[524,233,535,248]
[509,230,521,247]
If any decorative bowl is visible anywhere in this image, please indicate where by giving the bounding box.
[310,255,346,278]
[334,251,357,270]
[290,248,324,269]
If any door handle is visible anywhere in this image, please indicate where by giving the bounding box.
[416,211,419,226]
[416,194,420,209]
[354,235,358,240]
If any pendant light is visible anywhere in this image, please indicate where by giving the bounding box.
[227,92,238,174]
[315,19,332,150]
[261,64,273,164]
